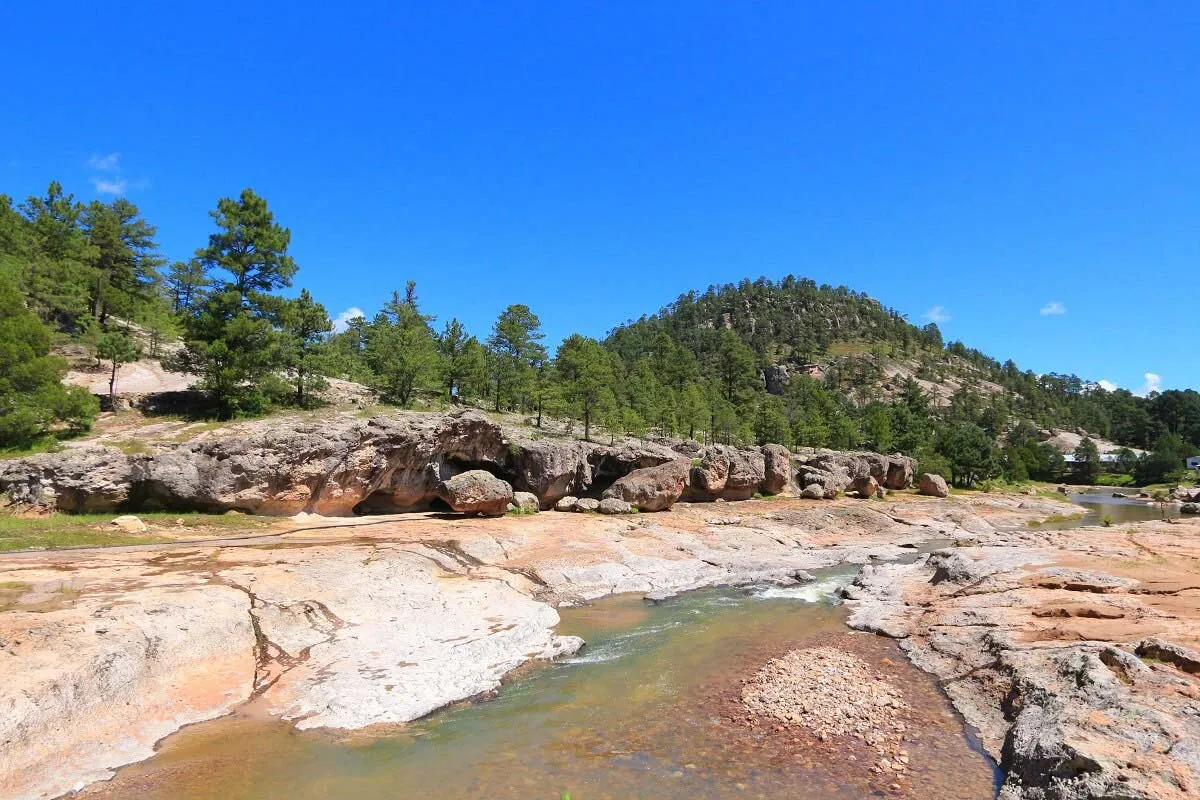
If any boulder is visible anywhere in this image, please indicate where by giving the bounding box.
[760,444,792,495]
[800,484,826,500]
[799,468,850,499]
[435,470,513,516]
[1182,503,1200,515]
[574,498,600,513]
[918,473,950,498]
[689,452,729,494]
[603,459,691,512]
[884,456,914,490]
[110,515,148,533]
[511,491,540,513]
[554,496,579,512]
[722,448,767,500]
[851,475,880,499]
[598,498,633,515]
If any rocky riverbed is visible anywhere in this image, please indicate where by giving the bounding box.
[843,515,1200,799]
[1,489,1198,799]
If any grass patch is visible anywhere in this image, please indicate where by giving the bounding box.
[505,506,539,516]
[0,511,270,553]
[109,439,154,456]
[1095,473,1136,487]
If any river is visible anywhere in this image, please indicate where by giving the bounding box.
[85,568,999,799]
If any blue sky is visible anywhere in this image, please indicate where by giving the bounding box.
[3,1,1198,393]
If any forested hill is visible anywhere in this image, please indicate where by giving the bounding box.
[2,180,1198,487]
[601,277,1200,484]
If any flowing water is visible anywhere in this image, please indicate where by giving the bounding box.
[91,569,999,800]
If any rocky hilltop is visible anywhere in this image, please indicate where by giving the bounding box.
[0,409,915,516]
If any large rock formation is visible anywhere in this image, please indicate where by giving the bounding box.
[0,409,918,516]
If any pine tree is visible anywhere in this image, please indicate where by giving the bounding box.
[280,289,333,407]
[196,189,297,307]
[554,334,617,441]
[486,304,545,412]
[164,259,210,312]
[0,272,98,446]
[173,190,297,417]
[83,198,164,323]
[18,182,95,330]
[678,382,710,441]
[438,318,487,401]
[365,286,440,406]
[96,330,141,404]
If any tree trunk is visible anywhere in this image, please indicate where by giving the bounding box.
[296,367,305,407]
[584,408,591,442]
[109,361,117,404]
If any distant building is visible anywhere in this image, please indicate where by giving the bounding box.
[1188,456,1200,471]
[1062,453,1126,464]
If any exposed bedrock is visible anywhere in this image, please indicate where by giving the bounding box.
[0,410,918,516]
[844,541,1200,800]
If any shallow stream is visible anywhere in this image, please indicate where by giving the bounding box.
[1042,487,1178,529]
[89,571,999,799]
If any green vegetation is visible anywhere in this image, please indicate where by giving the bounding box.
[96,330,141,403]
[1095,473,1136,487]
[0,511,269,552]
[3,181,1199,488]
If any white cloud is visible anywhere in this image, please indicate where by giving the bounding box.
[332,307,365,333]
[1097,379,1118,392]
[1040,301,1067,316]
[1134,372,1162,397]
[90,177,128,195]
[87,152,121,171]
[922,305,951,324]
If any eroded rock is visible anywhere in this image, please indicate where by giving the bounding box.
[603,459,691,511]
[436,470,513,516]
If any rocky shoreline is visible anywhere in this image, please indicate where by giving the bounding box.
[843,518,1200,799]
[1,460,1197,798]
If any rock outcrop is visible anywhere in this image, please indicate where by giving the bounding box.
[0,446,136,512]
[0,409,917,516]
[844,524,1200,800]
[792,450,916,500]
